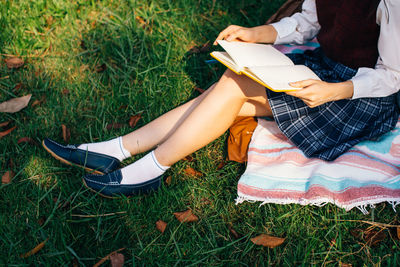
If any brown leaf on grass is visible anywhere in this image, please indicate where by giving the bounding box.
[194,86,205,94]
[45,15,54,26]
[183,155,195,162]
[339,263,353,267]
[31,95,46,108]
[106,122,124,130]
[397,227,400,239]
[250,234,285,248]
[0,121,11,127]
[228,224,240,239]
[20,238,48,258]
[2,171,14,184]
[129,113,142,128]
[184,167,202,177]
[62,124,70,143]
[17,137,38,146]
[110,253,125,267]
[0,126,17,139]
[62,88,70,95]
[174,209,199,223]
[156,220,167,233]
[93,248,125,267]
[37,217,46,226]
[364,229,386,246]
[95,63,107,73]
[13,83,23,92]
[164,175,172,186]
[79,64,89,72]
[5,57,24,69]
[0,94,32,113]
[217,161,225,170]
[135,16,147,29]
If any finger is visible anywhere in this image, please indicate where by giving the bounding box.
[214,25,240,44]
[226,29,243,42]
[289,79,318,88]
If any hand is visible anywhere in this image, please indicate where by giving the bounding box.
[286,80,354,108]
[213,25,277,45]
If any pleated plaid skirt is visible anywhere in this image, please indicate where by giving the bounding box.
[266,48,399,161]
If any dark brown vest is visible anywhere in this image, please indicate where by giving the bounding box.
[316,0,381,69]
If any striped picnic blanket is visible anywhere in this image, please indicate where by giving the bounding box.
[236,118,400,213]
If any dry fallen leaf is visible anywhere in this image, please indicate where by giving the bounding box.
[106,122,124,130]
[0,94,32,113]
[183,155,195,162]
[31,96,46,108]
[20,238,48,258]
[364,229,386,247]
[228,224,240,239]
[174,209,199,223]
[110,252,125,267]
[93,248,125,267]
[0,121,11,127]
[184,167,202,177]
[62,88,70,95]
[135,16,147,29]
[62,124,70,143]
[250,234,285,248]
[339,263,353,267]
[13,83,23,92]
[164,175,172,186]
[2,171,14,184]
[156,220,167,233]
[397,227,400,240]
[129,114,142,128]
[217,161,225,170]
[17,137,38,145]
[0,126,17,139]
[96,63,107,73]
[5,57,24,69]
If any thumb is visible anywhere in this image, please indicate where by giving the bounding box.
[289,79,317,88]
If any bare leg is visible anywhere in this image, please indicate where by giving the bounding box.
[154,70,271,166]
[122,78,271,156]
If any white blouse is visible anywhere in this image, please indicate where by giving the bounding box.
[270,0,400,99]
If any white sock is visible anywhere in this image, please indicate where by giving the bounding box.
[78,137,131,162]
[120,150,169,184]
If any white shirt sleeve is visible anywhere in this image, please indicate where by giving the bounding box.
[270,0,320,45]
[351,0,400,99]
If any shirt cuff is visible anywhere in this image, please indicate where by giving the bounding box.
[270,17,298,44]
[351,68,375,99]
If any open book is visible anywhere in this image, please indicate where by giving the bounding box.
[210,40,320,92]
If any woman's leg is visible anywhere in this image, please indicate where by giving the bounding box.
[122,74,270,157]
[153,70,271,166]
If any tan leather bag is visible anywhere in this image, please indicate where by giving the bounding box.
[227,0,304,163]
[227,116,258,163]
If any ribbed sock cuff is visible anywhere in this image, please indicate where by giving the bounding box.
[118,136,131,160]
[151,150,170,171]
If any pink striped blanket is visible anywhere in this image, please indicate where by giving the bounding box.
[236,118,400,213]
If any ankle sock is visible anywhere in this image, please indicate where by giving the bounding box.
[120,150,170,184]
[78,136,131,162]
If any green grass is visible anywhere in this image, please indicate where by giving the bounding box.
[1,0,399,265]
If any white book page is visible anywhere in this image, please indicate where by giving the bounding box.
[217,40,294,69]
[248,65,321,91]
[210,51,242,73]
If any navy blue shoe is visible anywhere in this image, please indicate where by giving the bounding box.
[83,170,162,198]
[42,138,120,174]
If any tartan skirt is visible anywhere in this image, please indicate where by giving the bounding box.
[266,48,399,161]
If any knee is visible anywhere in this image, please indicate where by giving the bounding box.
[214,70,248,99]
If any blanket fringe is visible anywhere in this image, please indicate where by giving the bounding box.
[236,194,400,214]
